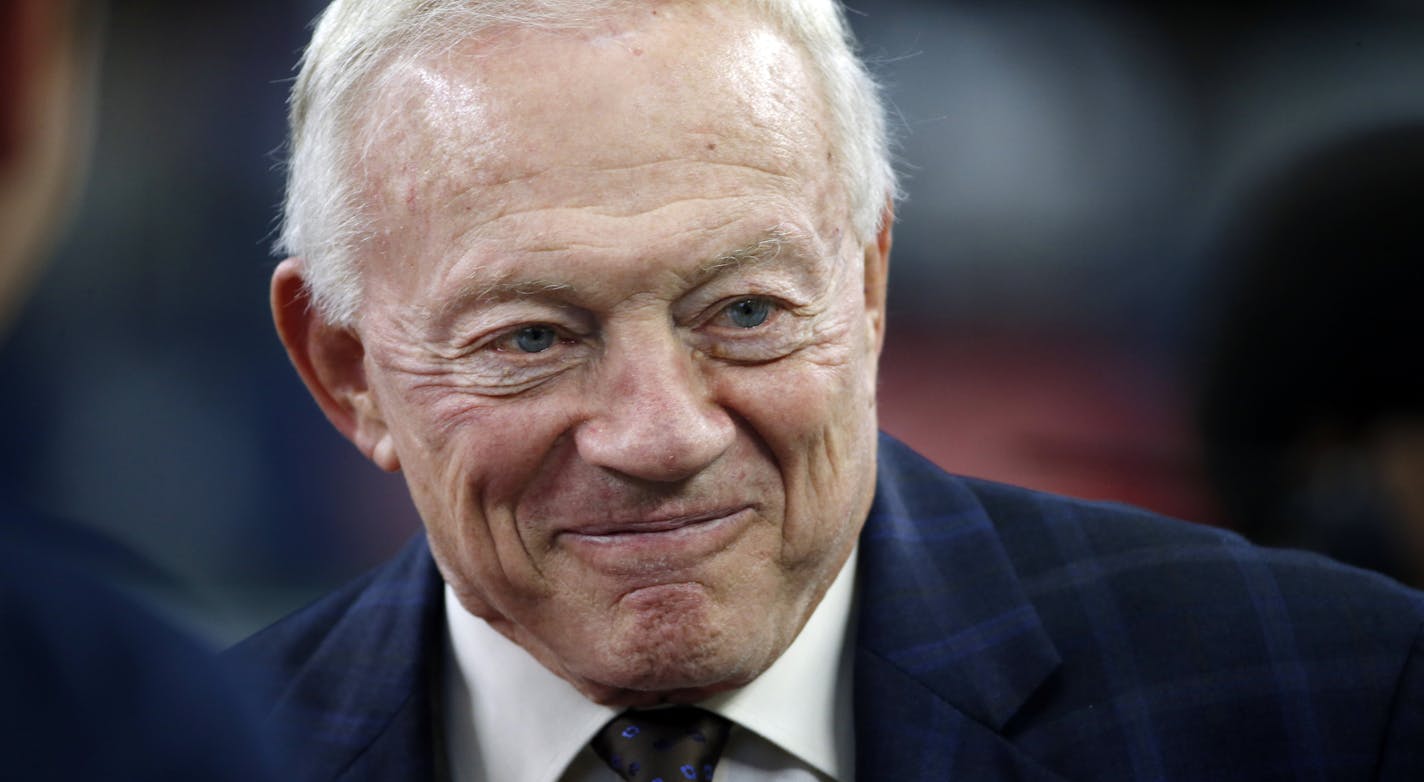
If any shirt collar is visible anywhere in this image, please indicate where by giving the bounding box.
[443,548,859,782]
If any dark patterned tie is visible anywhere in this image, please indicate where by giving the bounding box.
[590,707,732,782]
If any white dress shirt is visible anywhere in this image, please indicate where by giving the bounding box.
[443,549,859,782]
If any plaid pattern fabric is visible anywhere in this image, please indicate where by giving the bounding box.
[233,433,1424,781]
[855,434,1424,780]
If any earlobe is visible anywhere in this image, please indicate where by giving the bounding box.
[863,201,894,353]
[271,258,401,473]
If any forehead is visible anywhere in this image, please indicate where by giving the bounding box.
[352,3,842,276]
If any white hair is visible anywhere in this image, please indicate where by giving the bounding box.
[278,0,898,326]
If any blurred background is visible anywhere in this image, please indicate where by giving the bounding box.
[2,0,1422,642]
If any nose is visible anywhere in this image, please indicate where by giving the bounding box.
[574,329,735,483]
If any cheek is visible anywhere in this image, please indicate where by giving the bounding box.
[751,314,876,439]
[392,391,586,612]
[379,364,564,493]
[375,371,583,570]
[714,320,878,547]
[718,269,878,444]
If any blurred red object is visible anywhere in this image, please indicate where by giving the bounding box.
[878,323,1217,525]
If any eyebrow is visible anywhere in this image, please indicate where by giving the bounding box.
[465,277,572,301]
[697,224,803,277]
[428,224,814,322]
[416,276,571,328]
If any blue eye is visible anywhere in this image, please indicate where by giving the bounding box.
[514,325,558,353]
[726,298,771,328]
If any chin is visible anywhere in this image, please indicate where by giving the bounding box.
[578,656,761,708]
[572,589,776,705]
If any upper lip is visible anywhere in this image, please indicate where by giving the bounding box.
[562,507,748,537]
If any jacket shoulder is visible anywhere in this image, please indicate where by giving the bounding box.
[959,472,1424,634]
[226,534,443,705]
[870,434,1424,778]
[965,477,1424,779]
[224,535,444,781]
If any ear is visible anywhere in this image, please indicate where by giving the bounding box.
[863,200,893,354]
[271,258,401,472]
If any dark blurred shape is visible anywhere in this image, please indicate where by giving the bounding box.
[0,510,280,779]
[0,0,280,777]
[1199,122,1424,585]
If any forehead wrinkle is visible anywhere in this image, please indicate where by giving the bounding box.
[429,163,803,247]
[427,204,805,295]
[442,229,787,310]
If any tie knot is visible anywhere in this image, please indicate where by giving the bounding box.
[591,707,731,782]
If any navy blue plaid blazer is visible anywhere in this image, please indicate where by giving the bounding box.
[234,434,1424,780]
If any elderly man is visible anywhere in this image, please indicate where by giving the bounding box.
[240,1,1424,780]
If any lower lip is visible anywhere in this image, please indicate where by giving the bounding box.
[558,508,754,574]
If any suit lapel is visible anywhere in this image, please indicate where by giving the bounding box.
[854,435,1067,780]
[267,536,446,782]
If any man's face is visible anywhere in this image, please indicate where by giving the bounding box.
[333,4,887,704]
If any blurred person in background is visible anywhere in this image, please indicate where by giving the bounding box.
[0,0,278,777]
[1200,122,1424,589]
[237,1,1424,780]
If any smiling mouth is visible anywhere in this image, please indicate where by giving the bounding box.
[566,507,750,539]
[555,506,755,576]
